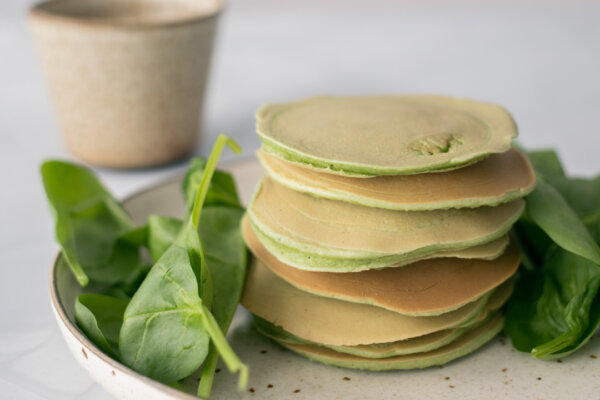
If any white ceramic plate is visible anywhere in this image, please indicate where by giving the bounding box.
[50,157,600,400]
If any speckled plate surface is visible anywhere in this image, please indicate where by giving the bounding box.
[50,157,600,400]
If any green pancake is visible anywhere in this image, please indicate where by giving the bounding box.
[252,279,511,358]
[247,177,524,272]
[255,313,491,360]
[258,147,535,210]
[269,314,504,371]
[249,218,510,272]
[256,95,518,176]
[241,258,497,346]
[243,215,518,316]
[254,315,469,359]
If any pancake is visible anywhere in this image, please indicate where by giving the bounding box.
[241,258,499,346]
[258,147,535,210]
[256,95,517,176]
[269,314,505,371]
[247,177,524,271]
[252,280,512,358]
[250,219,510,271]
[255,316,466,359]
[243,217,519,316]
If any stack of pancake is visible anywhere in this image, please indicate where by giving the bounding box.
[241,95,535,370]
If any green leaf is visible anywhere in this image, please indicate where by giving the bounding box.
[200,207,247,328]
[119,187,212,384]
[526,149,566,178]
[41,161,140,286]
[190,137,242,229]
[526,178,600,265]
[182,158,242,217]
[513,217,553,267]
[187,136,247,396]
[120,135,247,391]
[119,243,211,383]
[549,176,600,223]
[548,290,600,358]
[180,219,212,310]
[101,287,132,301]
[146,215,183,262]
[116,262,153,297]
[75,294,128,359]
[506,153,600,360]
[505,247,600,358]
[197,207,248,398]
[139,209,248,397]
[526,148,600,223]
[120,225,149,248]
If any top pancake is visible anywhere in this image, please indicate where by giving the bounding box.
[258,147,535,210]
[256,95,518,176]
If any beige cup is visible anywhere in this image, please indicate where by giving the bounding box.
[29,0,222,168]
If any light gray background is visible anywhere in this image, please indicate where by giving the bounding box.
[1,0,600,398]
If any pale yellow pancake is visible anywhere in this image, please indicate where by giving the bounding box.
[271,314,505,370]
[243,217,519,316]
[241,258,502,346]
[256,95,518,176]
[247,177,524,271]
[250,217,510,271]
[259,147,535,210]
[253,279,513,358]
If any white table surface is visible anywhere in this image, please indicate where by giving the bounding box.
[1,0,600,399]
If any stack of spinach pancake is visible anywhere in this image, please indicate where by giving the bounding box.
[241,95,535,370]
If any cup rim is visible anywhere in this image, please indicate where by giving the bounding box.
[28,0,224,29]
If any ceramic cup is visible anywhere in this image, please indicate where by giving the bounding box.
[29,0,222,168]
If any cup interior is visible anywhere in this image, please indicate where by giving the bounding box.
[31,0,222,24]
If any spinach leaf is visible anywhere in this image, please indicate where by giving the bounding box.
[136,208,247,397]
[550,176,600,224]
[101,287,132,301]
[525,178,600,265]
[146,215,182,262]
[181,156,248,397]
[115,262,153,297]
[551,290,600,358]
[513,216,553,269]
[143,163,248,397]
[196,206,247,398]
[526,148,600,224]
[505,247,600,359]
[199,206,247,328]
[41,161,140,286]
[526,149,566,178]
[75,293,129,359]
[506,153,600,359]
[119,238,211,382]
[146,155,243,263]
[146,208,247,327]
[119,135,248,390]
[133,204,247,396]
[182,157,242,215]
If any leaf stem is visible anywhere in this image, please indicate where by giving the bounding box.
[532,332,577,358]
[191,135,241,229]
[200,304,248,391]
[197,346,219,398]
[63,252,89,286]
